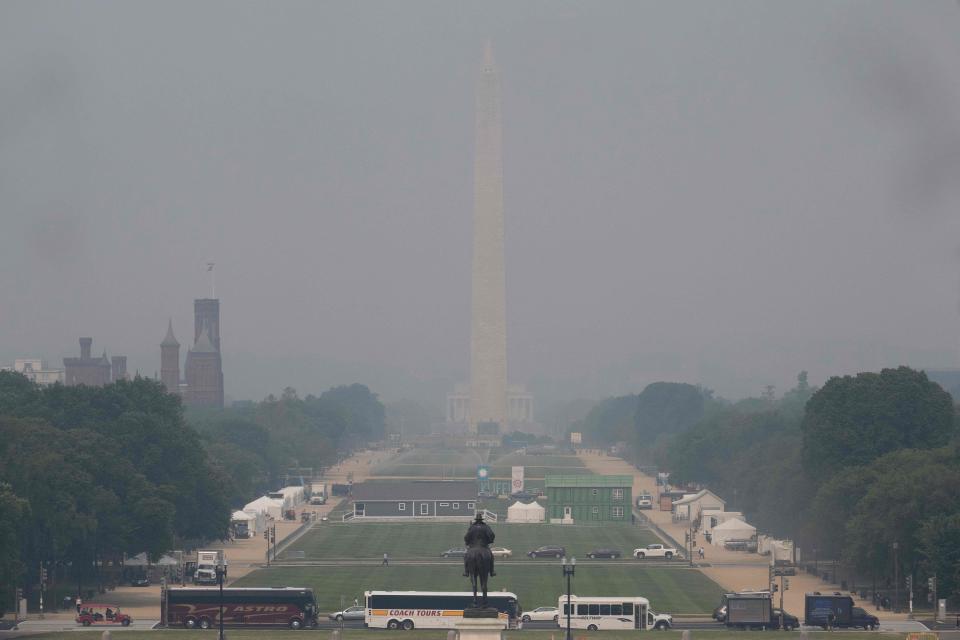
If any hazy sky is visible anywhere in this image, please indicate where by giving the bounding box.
[4,1,960,409]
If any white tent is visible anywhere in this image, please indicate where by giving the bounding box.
[244,496,283,520]
[125,552,179,566]
[710,517,757,546]
[506,500,545,523]
[232,510,255,522]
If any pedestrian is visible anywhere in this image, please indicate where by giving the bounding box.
[354,598,359,607]
[828,611,835,630]
[382,552,389,567]
[76,597,82,615]
[698,546,705,560]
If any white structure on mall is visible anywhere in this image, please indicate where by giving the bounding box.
[1,359,64,386]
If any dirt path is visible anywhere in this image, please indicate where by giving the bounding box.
[578,451,908,621]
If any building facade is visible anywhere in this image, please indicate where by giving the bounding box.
[4,359,64,386]
[159,298,224,407]
[350,481,477,519]
[63,337,120,386]
[544,474,633,523]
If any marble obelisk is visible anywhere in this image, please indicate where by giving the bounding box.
[469,42,508,432]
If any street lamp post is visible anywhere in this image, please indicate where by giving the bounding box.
[562,556,575,640]
[892,542,900,614]
[216,552,226,640]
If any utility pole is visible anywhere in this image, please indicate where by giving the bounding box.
[893,542,900,613]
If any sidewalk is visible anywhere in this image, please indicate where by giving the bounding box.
[579,451,910,621]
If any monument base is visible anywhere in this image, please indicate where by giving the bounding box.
[455,612,506,640]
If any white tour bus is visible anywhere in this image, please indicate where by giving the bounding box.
[365,591,521,630]
[558,595,653,630]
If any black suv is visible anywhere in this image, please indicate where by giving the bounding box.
[527,545,565,558]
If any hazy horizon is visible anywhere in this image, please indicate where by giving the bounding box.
[4,1,960,412]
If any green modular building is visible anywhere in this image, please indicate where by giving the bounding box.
[545,474,633,522]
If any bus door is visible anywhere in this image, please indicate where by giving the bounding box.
[635,603,646,629]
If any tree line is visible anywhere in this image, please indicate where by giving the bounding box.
[574,367,960,605]
[0,373,385,615]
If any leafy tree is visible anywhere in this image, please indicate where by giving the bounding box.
[0,482,27,617]
[801,367,955,480]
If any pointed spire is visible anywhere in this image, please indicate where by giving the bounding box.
[482,40,496,71]
[191,326,217,354]
[100,350,110,365]
[162,318,180,347]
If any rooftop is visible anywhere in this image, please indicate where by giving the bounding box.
[351,480,476,501]
[544,474,633,488]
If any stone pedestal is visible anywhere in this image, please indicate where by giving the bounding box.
[454,613,506,640]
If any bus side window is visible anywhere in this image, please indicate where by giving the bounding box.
[589,605,600,616]
[611,604,622,616]
[563,604,570,615]
[600,605,610,616]
[577,605,588,615]
[623,603,633,617]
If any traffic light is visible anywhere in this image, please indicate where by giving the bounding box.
[772,583,779,593]
[906,575,912,591]
[784,578,790,591]
[928,576,936,591]
[40,567,47,584]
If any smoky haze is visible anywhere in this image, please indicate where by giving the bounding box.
[3,1,960,410]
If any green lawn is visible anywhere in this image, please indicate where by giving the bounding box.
[15,632,909,640]
[234,564,724,614]
[281,522,660,560]
[488,453,588,479]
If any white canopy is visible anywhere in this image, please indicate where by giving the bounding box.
[231,510,255,522]
[244,496,283,519]
[125,552,180,566]
[506,500,545,523]
[710,517,757,546]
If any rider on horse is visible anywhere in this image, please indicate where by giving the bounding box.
[463,512,496,577]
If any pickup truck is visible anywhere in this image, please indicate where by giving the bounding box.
[632,544,677,560]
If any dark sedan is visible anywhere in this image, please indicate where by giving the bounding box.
[527,545,566,558]
[771,609,799,630]
[442,547,467,558]
[586,548,622,559]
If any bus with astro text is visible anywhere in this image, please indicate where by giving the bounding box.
[161,587,318,630]
[364,591,521,630]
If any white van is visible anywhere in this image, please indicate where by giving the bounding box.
[557,595,672,630]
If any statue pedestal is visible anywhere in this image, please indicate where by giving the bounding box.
[455,611,506,640]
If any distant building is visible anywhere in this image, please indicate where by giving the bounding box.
[63,337,123,386]
[160,299,224,408]
[544,474,633,523]
[446,383,536,430]
[350,481,477,520]
[2,359,64,386]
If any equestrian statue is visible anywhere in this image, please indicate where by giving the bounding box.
[463,512,496,608]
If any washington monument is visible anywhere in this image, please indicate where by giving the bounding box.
[469,42,508,432]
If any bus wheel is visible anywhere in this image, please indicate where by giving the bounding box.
[387,619,401,630]
[290,617,303,629]
[587,624,598,631]
[184,617,197,629]
[199,617,212,629]
[402,619,415,630]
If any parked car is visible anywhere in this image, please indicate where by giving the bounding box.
[521,606,559,623]
[490,547,513,558]
[442,547,467,558]
[329,606,365,622]
[586,548,622,559]
[632,544,677,560]
[528,545,566,558]
[712,605,727,622]
[130,576,150,587]
[636,494,653,509]
[771,609,799,631]
[309,495,326,505]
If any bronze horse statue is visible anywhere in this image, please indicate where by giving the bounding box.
[463,513,496,607]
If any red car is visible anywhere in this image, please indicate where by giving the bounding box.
[76,604,132,627]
